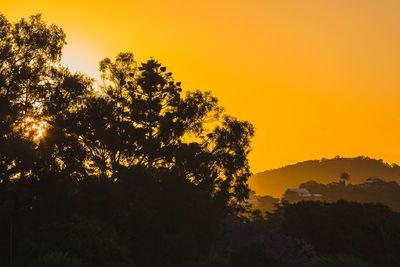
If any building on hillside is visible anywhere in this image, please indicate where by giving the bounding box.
[283,188,323,202]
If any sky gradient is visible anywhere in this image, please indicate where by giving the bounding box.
[3,0,400,173]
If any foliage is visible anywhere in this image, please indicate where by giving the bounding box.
[230,242,280,267]
[20,219,135,267]
[75,53,254,208]
[303,254,370,267]
[30,252,83,267]
[223,216,315,266]
[0,13,92,184]
[265,200,400,266]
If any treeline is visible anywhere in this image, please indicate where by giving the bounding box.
[251,175,400,214]
[255,200,400,266]
[290,178,400,211]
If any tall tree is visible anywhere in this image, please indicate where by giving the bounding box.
[73,53,254,209]
[0,14,63,184]
[0,14,93,183]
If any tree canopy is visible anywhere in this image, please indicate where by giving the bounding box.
[0,13,254,207]
[0,14,255,267]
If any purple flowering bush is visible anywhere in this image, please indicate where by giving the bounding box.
[222,215,315,267]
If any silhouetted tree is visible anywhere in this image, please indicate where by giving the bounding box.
[340,172,350,184]
[0,14,92,184]
[70,52,254,210]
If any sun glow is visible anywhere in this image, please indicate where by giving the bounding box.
[22,117,48,141]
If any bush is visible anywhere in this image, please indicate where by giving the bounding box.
[224,216,315,266]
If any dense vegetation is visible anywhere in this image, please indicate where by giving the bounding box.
[1,14,398,267]
[261,200,400,266]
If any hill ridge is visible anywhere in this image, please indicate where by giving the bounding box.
[249,156,400,197]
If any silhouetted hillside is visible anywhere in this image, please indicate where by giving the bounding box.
[249,156,400,197]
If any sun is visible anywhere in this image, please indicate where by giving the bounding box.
[22,117,48,141]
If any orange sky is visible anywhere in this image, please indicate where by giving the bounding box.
[3,0,400,173]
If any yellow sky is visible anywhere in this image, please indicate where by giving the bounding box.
[3,0,400,173]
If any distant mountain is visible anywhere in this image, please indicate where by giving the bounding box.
[249,156,400,197]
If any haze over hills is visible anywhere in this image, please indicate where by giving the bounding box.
[249,156,400,197]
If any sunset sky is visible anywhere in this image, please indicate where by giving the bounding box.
[3,0,400,173]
